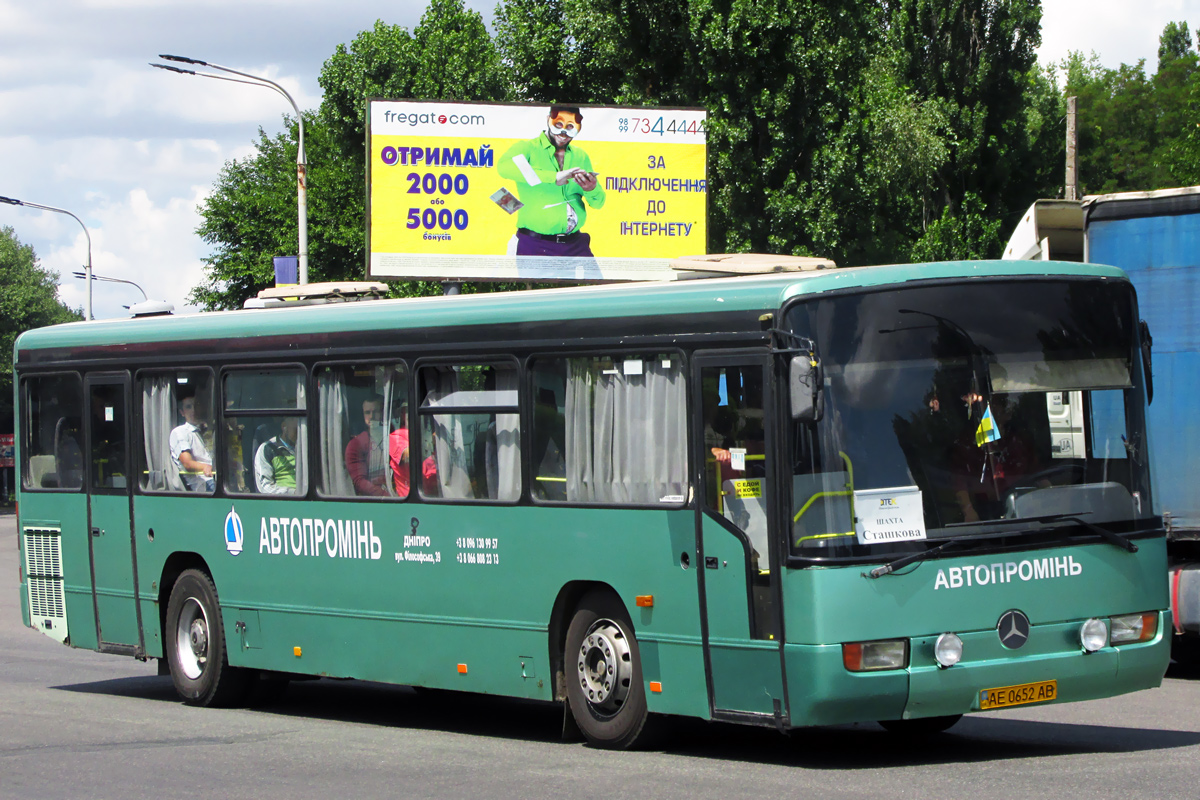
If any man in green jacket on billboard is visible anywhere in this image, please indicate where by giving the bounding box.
[497,105,606,257]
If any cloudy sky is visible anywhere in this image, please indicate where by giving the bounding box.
[1,0,1196,320]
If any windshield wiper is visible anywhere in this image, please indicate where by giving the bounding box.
[1033,513,1138,553]
[865,537,972,579]
[946,512,1139,553]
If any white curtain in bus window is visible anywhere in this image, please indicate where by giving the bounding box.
[419,364,519,501]
[141,372,215,493]
[317,365,409,498]
[223,369,307,496]
[564,356,687,504]
[22,375,84,490]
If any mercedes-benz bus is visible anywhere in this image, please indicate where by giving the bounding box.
[15,258,1168,748]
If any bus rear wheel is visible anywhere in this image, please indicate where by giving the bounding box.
[165,569,250,707]
[565,591,651,749]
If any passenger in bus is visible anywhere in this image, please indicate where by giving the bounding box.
[952,393,1048,522]
[255,417,299,494]
[344,395,388,496]
[389,423,410,497]
[170,392,215,492]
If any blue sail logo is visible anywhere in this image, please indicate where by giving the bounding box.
[225,506,244,556]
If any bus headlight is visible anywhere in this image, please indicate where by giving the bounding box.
[1080,618,1108,653]
[843,639,908,671]
[1110,612,1158,644]
[934,633,963,668]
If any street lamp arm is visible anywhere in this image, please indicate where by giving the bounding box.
[152,64,297,98]
[154,52,308,285]
[72,271,148,301]
[159,54,207,66]
[155,57,304,162]
[2,199,91,251]
[0,195,94,320]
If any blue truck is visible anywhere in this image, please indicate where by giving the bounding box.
[1005,187,1200,659]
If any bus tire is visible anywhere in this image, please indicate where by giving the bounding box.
[565,591,651,749]
[879,714,962,735]
[165,569,250,707]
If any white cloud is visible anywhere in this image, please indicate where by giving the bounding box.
[33,185,211,319]
[0,0,458,320]
[1037,0,1198,70]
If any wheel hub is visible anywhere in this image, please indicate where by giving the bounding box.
[189,618,208,663]
[174,596,210,681]
[577,619,631,714]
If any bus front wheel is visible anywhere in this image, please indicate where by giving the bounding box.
[165,569,249,707]
[565,591,651,749]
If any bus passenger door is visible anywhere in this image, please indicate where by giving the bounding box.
[693,354,787,724]
[85,374,143,655]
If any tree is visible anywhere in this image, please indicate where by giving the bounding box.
[193,0,508,310]
[194,0,1066,304]
[1065,22,1200,196]
[494,0,907,266]
[0,226,82,431]
[1159,21,1192,70]
[882,0,1052,259]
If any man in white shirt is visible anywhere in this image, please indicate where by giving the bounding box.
[170,394,214,492]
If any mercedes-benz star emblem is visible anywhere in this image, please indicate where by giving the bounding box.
[997,609,1031,649]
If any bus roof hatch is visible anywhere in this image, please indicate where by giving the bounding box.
[669,253,836,278]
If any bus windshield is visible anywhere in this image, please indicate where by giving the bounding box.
[786,278,1155,559]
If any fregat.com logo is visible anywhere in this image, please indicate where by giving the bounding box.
[225,506,244,556]
[380,109,486,127]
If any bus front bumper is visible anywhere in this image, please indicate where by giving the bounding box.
[784,611,1170,727]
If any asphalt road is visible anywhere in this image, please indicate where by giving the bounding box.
[4,509,1200,800]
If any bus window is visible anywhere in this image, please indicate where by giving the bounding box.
[140,370,215,493]
[21,374,84,490]
[529,355,686,505]
[700,366,768,562]
[316,364,410,499]
[1088,389,1129,460]
[88,383,127,490]
[417,363,519,501]
[223,369,307,496]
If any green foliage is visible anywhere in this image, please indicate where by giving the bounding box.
[1065,22,1200,196]
[1159,21,1192,70]
[205,0,1198,308]
[908,193,1001,262]
[193,1,509,310]
[0,226,82,431]
[883,0,1051,256]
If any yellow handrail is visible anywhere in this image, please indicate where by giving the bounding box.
[792,451,856,546]
[792,489,853,523]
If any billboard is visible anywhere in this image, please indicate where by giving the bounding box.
[367,100,707,282]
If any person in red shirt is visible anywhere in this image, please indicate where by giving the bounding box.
[344,396,388,496]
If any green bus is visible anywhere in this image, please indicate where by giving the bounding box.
[15,259,1169,748]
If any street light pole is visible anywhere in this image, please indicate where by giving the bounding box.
[152,55,308,285]
[0,195,94,320]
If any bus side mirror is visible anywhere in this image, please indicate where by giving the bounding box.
[790,355,824,422]
[1140,319,1153,405]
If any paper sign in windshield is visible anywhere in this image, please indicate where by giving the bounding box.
[854,486,927,545]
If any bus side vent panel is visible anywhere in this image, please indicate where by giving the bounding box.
[23,527,68,644]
